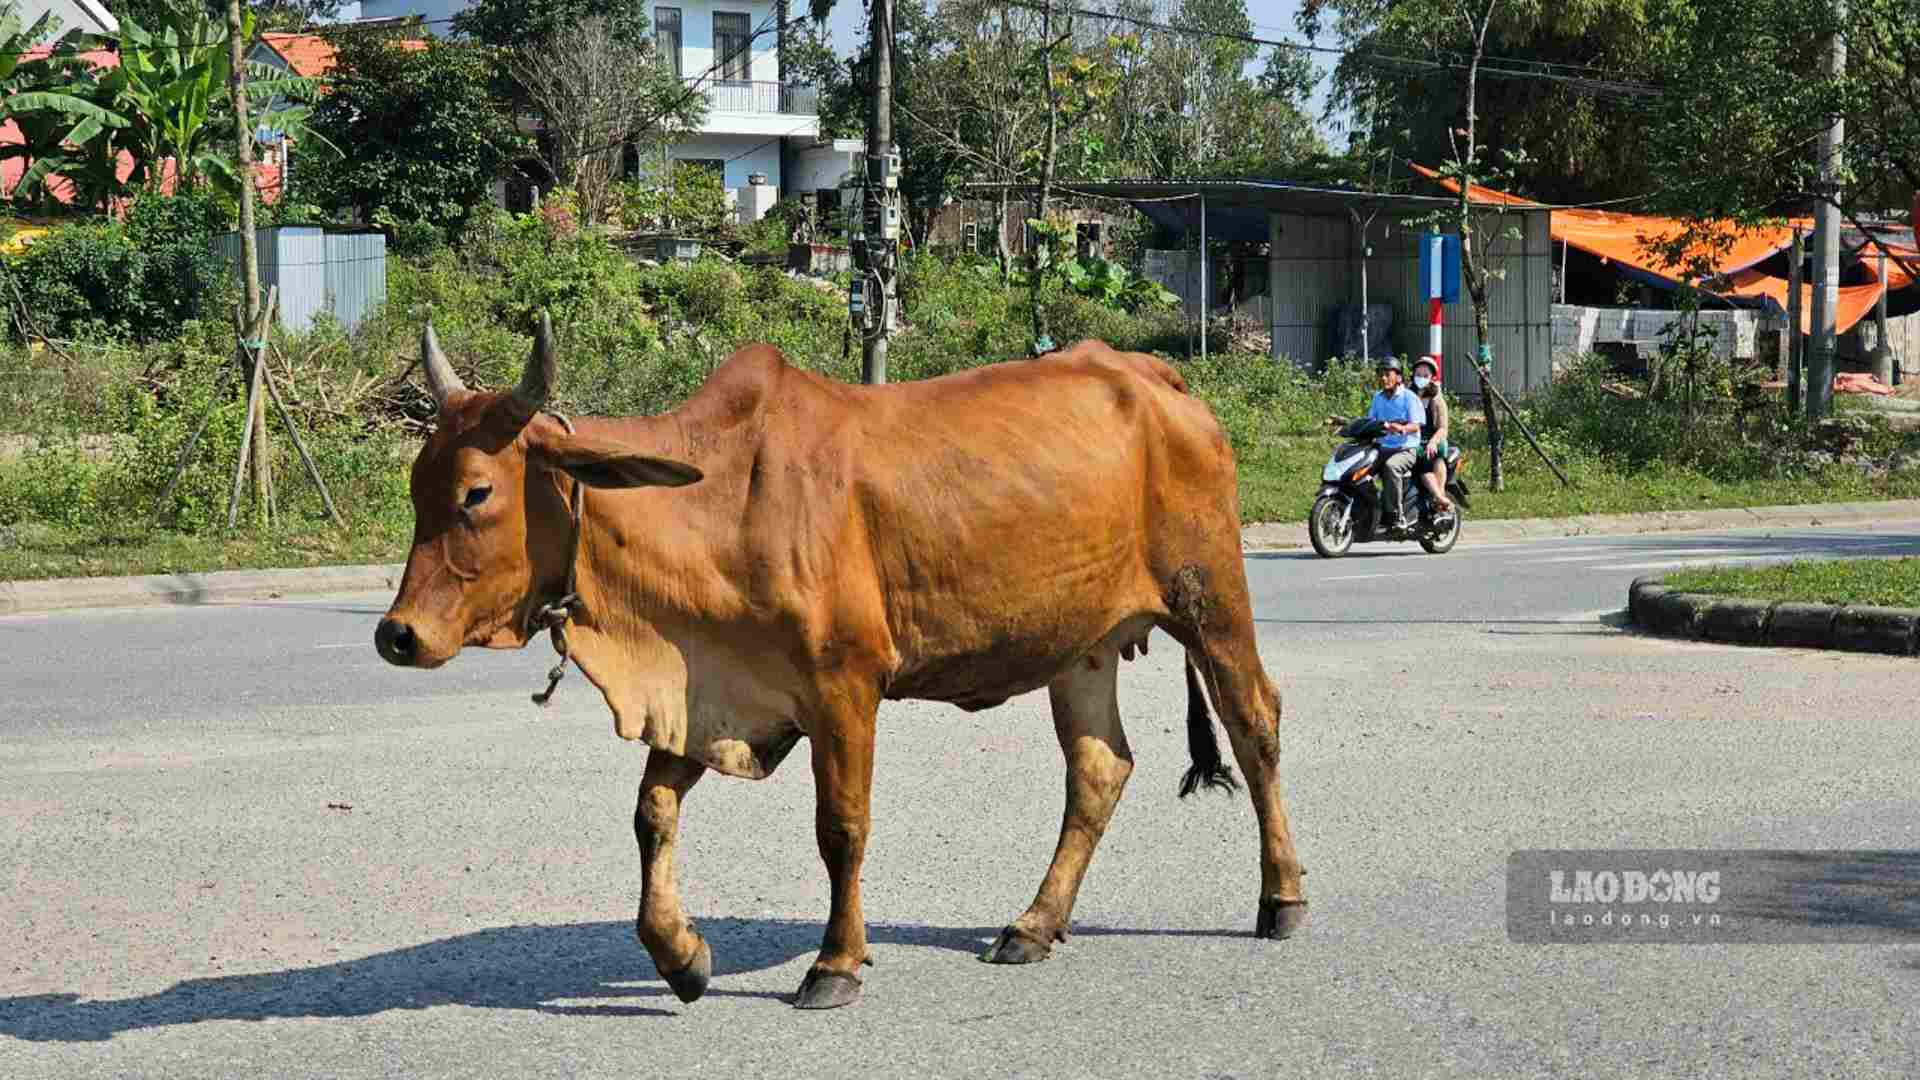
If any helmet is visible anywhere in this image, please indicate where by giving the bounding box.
[1375,357,1403,374]
[1412,356,1440,378]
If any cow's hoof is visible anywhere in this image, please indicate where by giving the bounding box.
[980,924,1054,965]
[1256,898,1308,940]
[661,938,712,1004]
[793,966,862,1010]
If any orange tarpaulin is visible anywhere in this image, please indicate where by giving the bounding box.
[1408,164,1916,335]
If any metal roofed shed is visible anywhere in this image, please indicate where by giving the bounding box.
[970,179,1555,399]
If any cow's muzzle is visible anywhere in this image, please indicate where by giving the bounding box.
[375,617,420,666]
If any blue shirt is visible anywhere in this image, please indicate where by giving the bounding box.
[1365,386,1426,450]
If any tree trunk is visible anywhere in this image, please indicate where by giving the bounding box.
[1031,0,1061,349]
[226,0,270,522]
[996,186,1012,284]
[1457,0,1504,492]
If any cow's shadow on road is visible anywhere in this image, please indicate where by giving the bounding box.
[1,917,1182,1041]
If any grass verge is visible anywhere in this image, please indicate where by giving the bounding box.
[0,519,409,582]
[1662,557,1920,608]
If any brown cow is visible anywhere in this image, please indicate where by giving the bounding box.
[375,312,1307,1010]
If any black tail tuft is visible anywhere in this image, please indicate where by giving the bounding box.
[1178,657,1240,798]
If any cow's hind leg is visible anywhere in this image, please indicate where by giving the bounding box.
[635,748,711,1003]
[1190,623,1308,939]
[794,676,879,1010]
[985,644,1132,964]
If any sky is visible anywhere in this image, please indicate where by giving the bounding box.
[815,0,1349,145]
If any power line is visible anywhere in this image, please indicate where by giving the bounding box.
[998,0,1665,102]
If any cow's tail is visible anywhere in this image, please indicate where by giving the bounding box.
[1178,654,1240,798]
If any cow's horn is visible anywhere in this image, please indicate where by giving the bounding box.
[509,309,556,422]
[420,321,465,405]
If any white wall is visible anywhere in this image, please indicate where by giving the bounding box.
[19,0,119,34]
[788,140,862,193]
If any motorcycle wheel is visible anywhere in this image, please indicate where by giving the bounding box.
[1309,493,1354,558]
[1420,506,1462,554]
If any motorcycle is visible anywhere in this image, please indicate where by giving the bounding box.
[1308,416,1472,558]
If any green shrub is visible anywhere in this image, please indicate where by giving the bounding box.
[124,188,235,330]
[0,190,233,345]
[0,438,109,530]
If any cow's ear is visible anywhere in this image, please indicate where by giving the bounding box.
[539,435,703,490]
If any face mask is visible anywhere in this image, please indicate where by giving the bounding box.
[1413,375,1432,391]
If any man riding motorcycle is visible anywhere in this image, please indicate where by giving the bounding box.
[1362,357,1425,533]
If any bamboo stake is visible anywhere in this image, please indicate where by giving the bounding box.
[259,340,346,527]
[1471,355,1574,489]
[225,287,278,529]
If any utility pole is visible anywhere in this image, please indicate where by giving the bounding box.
[856,0,899,385]
[1806,0,1846,420]
[225,0,270,520]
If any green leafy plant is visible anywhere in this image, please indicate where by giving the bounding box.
[88,7,322,199]
[0,7,128,205]
[1059,255,1181,312]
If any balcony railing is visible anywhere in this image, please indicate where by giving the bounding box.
[702,80,818,116]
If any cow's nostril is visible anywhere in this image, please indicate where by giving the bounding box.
[376,618,418,664]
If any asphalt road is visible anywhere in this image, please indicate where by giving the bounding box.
[5,521,1920,1078]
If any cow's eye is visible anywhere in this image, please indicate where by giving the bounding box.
[462,485,492,509]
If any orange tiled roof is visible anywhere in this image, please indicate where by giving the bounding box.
[260,31,425,78]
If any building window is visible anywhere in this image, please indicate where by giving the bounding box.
[656,7,682,79]
[713,12,751,83]
[962,222,977,253]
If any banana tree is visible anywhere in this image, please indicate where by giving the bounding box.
[92,7,320,197]
[0,8,128,203]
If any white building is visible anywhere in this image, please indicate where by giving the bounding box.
[355,0,849,220]
[11,0,118,36]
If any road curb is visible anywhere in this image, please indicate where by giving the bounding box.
[1626,575,1919,657]
[1241,497,1920,551]
[0,563,406,618]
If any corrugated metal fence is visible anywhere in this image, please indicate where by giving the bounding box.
[211,226,387,334]
[1263,209,1555,398]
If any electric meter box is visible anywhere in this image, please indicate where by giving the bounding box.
[867,153,901,190]
[848,277,866,316]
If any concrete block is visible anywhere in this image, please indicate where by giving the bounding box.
[1646,592,1710,638]
[1768,603,1839,649]
[1701,597,1773,645]
[1628,578,1668,624]
[1831,606,1920,656]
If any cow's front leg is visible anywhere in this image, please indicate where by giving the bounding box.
[794,685,877,1010]
[635,747,710,1003]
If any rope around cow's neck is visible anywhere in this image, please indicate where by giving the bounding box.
[530,410,584,707]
